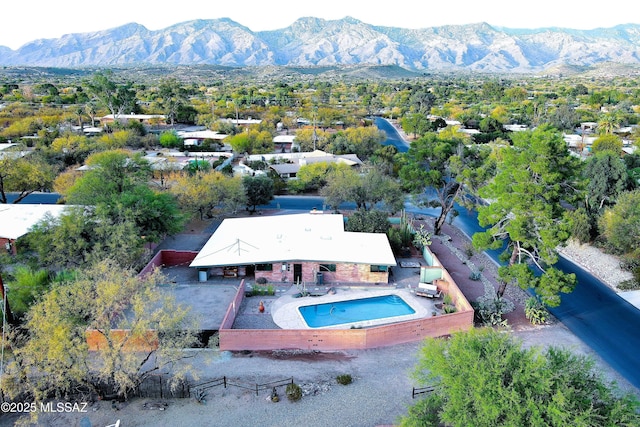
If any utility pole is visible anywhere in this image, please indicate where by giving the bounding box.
[0,273,12,325]
[312,106,318,151]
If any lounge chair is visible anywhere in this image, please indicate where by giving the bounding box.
[415,282,441,298]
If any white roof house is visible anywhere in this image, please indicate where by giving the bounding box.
[178,130,230,147]
[190,213,397,269]
[100,114,166,124]
[0,143,18,151]
[0,204,68,240]
[246,150,363,178]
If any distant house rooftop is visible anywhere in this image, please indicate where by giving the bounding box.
[0,204,68,240]
[100,114,166,125]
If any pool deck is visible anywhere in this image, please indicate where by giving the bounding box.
[271,287,435,329]
[157,254,437,331]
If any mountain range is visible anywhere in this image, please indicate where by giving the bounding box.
[1,17,639,72]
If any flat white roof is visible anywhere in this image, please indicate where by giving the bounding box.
[0,143,17,151]
[101,114,165,120]
[177,130,228,140]
[0,204,68,240]
[190,213,397,268]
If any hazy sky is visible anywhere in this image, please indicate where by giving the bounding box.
[2,0,636,50]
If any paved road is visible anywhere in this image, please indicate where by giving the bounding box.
[5,192,61,204]
[374,117,410,152]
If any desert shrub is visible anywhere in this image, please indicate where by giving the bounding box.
[618,279,640,291]
[472,296,510,326]
[336,374,353,385]
[159,130,182,148]
[524,297,549,325]
[285,383,302,402]
[249,284,275,296]
[443,304,457,314]
[442,293,453,306]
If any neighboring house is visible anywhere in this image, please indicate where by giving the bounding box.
[246,150,362,179]
[0,204,68,255]
[0,149,30,160]
[232,162,266,177]
[190,212,397,284]
[100,114,166,126]
[222,118,262,129]
[177,130,231,150]
[564,134,597,154]
[273,134,296,153]
[504,124,528,132]
[0,143,17,151]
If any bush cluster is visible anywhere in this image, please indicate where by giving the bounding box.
[336,374,353,385]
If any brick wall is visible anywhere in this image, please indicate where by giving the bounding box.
[220,279,246,330]
[138,250,198,277]
[255,261,388,284]
[219,309,473,351]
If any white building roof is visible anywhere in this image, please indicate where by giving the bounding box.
[190,213,397,268]
[274,135,296,143]
[177,130,228,140]
[101,114,165,121]
[0,143,17,151]
[0,204,69,240]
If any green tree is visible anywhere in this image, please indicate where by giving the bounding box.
[248,129,275,154]
[170,171,246,219]
[0,151,55,203]
[591,133,623,155]
[64,150,152,205]
[321,165,362,210]
[243,175,274,213]
[86,71,137,119]
[23,207,97,269]
[370,144,399,176]
[321,167,404,212]
[583,151,629,212]
[402,328,640,427]
[6,266,50,320]
[401,113,432,139]
[159,130,183,148]
[597,112,622,135]
[228,132,252,154]
[226,129,274,154]
[184,159,212,175]
[3,260,196,402]
[599,190,640,256]
[399,132,491,235]
[328,126,386,160]
[106,185,185,244]
[353,169,404,212]
[288,162,333,194]
[294,128,331,152]
[158,78,186,126]
[472,126,579,306]
[344,209,391,234]
[23,205,149,270]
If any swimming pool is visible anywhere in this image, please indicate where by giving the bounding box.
[298,294,416,328]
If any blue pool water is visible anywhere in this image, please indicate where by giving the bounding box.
[298,295,416,328]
